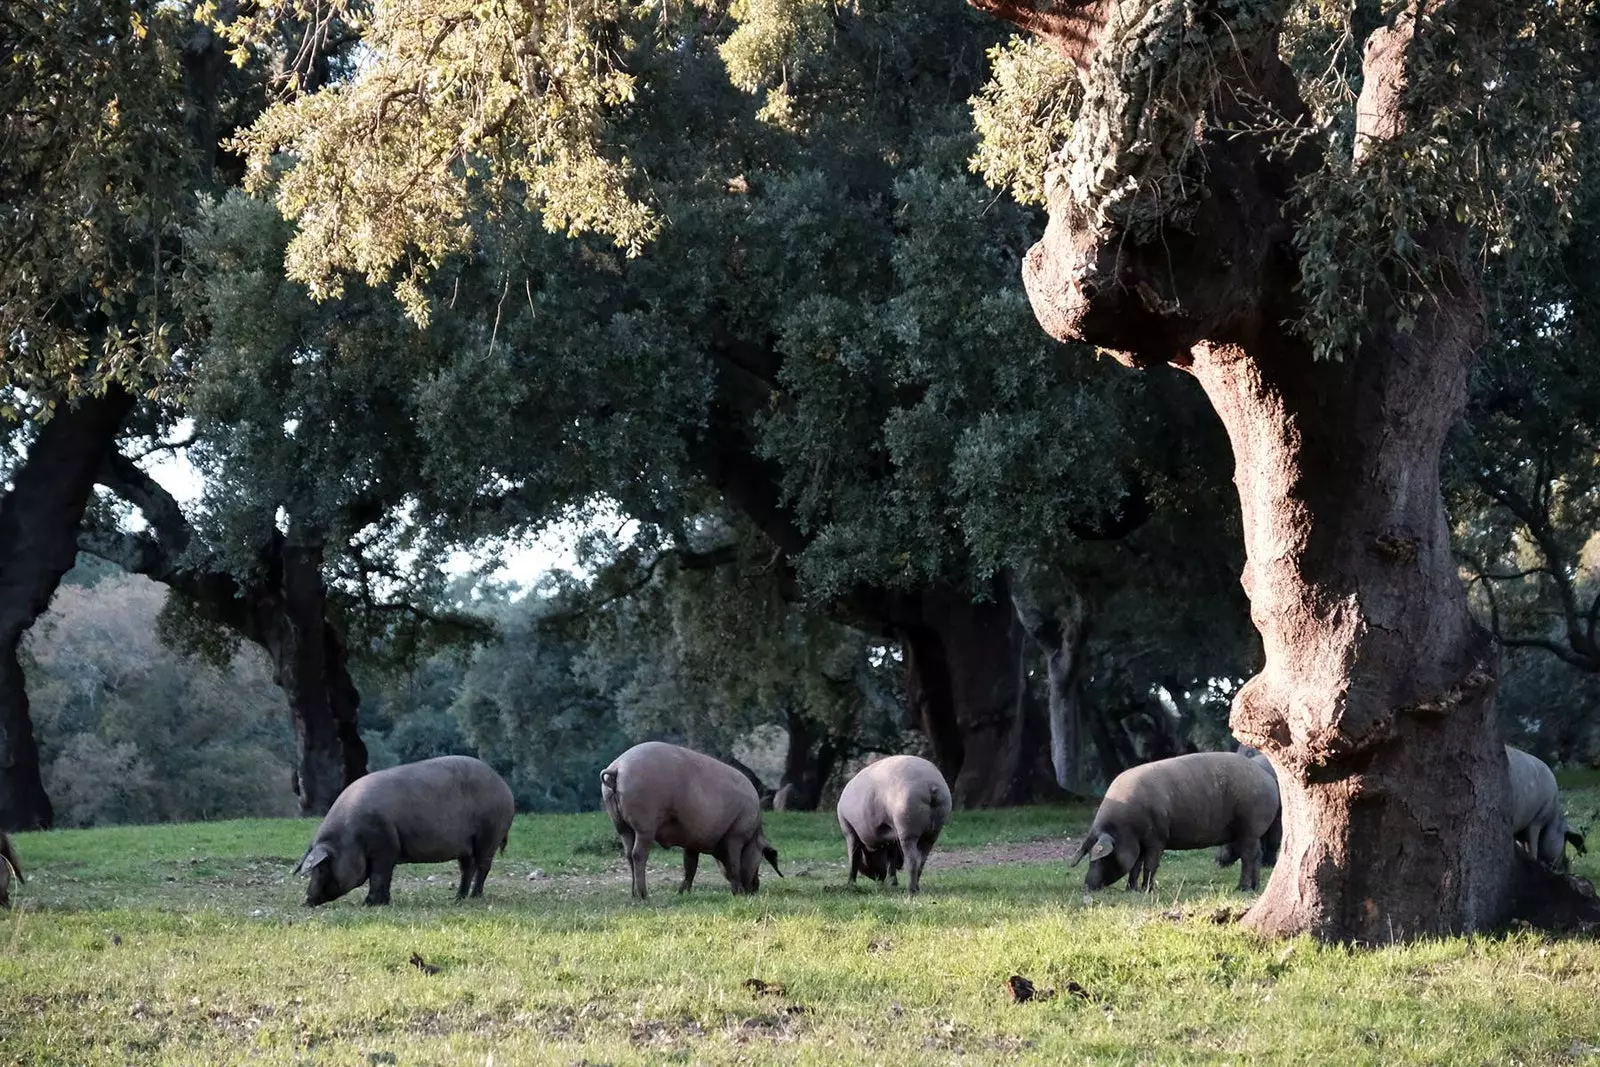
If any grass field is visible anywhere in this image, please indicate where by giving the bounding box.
[5,786,1600,1065]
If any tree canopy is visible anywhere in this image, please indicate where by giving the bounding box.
[8,0,1600,950]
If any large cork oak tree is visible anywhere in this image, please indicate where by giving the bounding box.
[967,0,1600,940]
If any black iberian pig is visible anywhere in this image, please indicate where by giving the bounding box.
[1073,751,1279,893]
[293,755,514,906]
[0,832,21,909]
[1507,745,1587,872]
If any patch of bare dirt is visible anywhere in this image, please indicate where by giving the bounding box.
[927,838,1074,868]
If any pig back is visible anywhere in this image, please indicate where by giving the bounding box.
[608,742,761,850]
[1506,745,1558,831]
[328,755,514,863]
[1104,752,1277,850]
[839,755,950,841]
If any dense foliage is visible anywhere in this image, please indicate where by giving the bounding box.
[9,0,1600,835]
[27,572,296,826]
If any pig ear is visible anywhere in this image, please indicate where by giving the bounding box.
[763,846,784,877]
[1568,829,1588,856]
[1070,834,1092,867]
[1088,833,1115,862]
[294,843,331,875]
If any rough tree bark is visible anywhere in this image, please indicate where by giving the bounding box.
[969,0,1595,938]
[80,458,366,815]
[0,387,136,830]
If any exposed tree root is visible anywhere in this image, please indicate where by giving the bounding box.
[1505,853,1600,935]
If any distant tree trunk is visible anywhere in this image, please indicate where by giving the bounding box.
[265,540,367,814]
[778,709,841,810]
[0,387,134,830]
[1010,566,1089,793]
[184,547,367,816]
[79,464,367,817]
[974,0,1599,937]
[724,754,771,803]
[1084,699,1134,784]
[894,581,1053,807]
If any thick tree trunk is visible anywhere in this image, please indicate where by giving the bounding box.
[265,541,367,815]
[969,0,1596,938]
[0,654,47,832]
[177,552,368,817]
[896,583,1053,807]
[778,710,841,811]
[1187,333,1512,940]
[0,388,134,830]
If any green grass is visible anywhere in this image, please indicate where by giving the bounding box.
[5,794,1600,1065]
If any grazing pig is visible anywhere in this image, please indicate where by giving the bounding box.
[1214,748,1282,869]
[600,741,782,899]
[1507,745,1587,872]
[1073,751,1279,893]
[836,754,952,894]
[293,755,515,907]
[0,833,21,909]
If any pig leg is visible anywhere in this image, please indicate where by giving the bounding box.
[1139,844,1164,892]
[361,824,402,905]
[456,854,476,899]
[1528,820,1553,865]
[844,827,862,884]
[628,830,655,900]
[679,850,700,893]
[908,827,941,894]
[1124,851,1144,891]
[1234,837,1262,891]
[469,835,497,897]
[365,858,396,906]
[1537,821,1567,869]
[616,822,637,867]
[897,829,927,895]
[1526,820,1548,861]
[720,838,752,895]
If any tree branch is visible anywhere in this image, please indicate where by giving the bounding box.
[1478,475,1599,663]
[541,542,740,625]
[354,596,494,639]
[965,0,1109,67]
[125,430,198,462]
[1495,635,1599,671]
[77,525,169,578]
[1463,562,1600,672]
[96,450,197,556]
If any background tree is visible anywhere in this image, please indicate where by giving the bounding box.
[571,522,914,808]
[0,0,246,827]
[77,192,499,813]
[227,0,1254,805]
[25,571,297,826]
[1452,169,1600,681]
